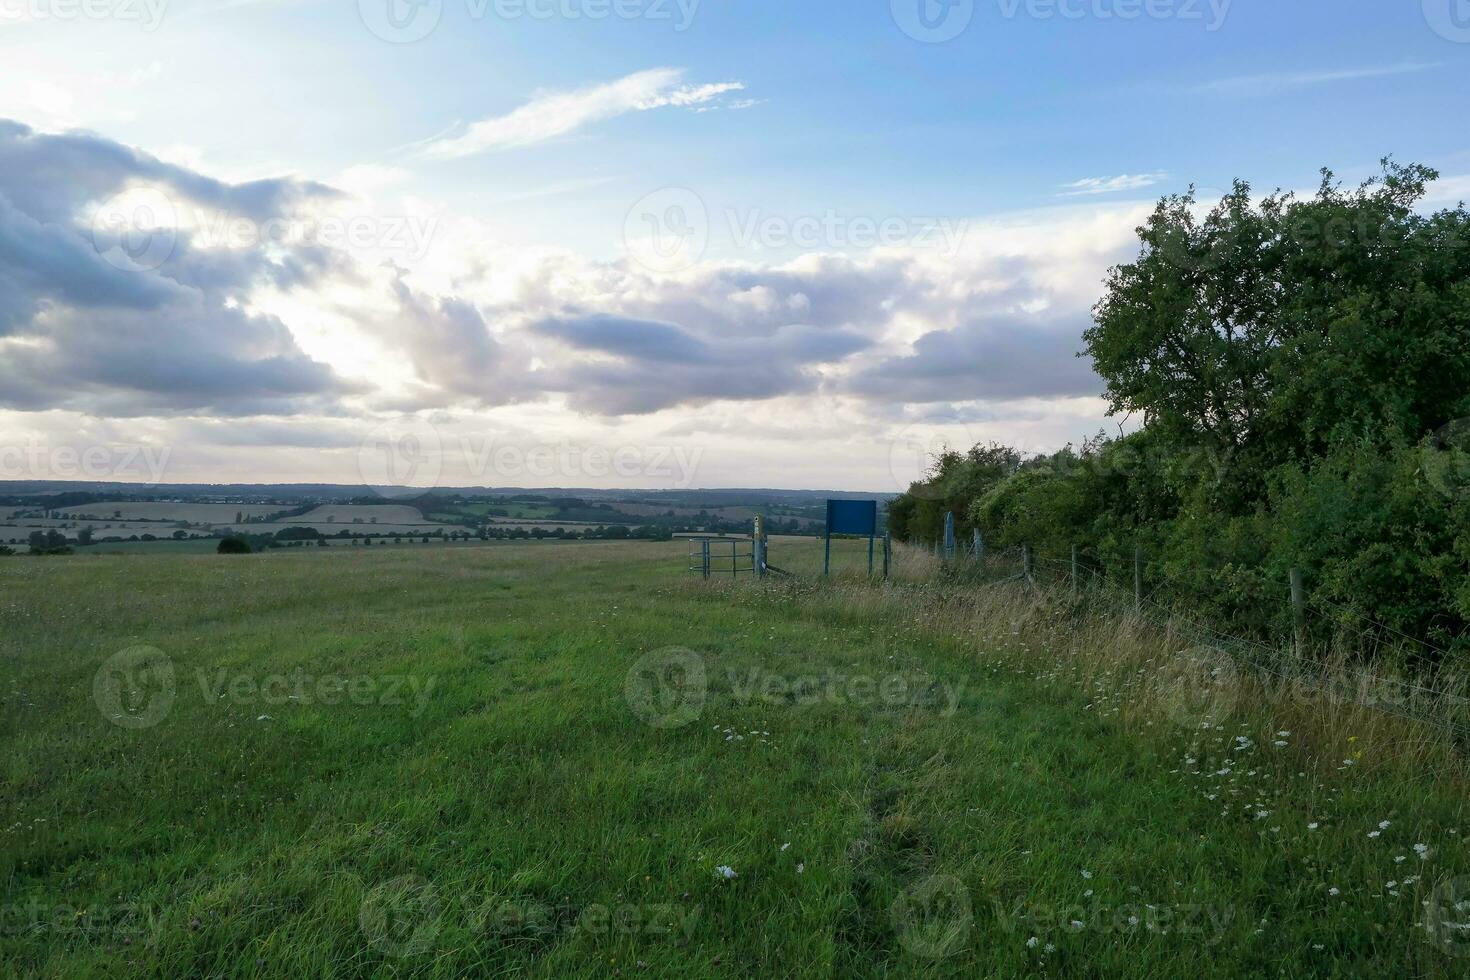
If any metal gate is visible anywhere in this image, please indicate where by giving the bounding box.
[688,537,756,579]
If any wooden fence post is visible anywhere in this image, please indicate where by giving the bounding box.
[1133,545,1143,612]
[1022,543,1033,582]
[1290,567,1306,657]
[1071,544,1079,599]
[973,529,983,563]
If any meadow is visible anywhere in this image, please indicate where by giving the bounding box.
[3,539,1469,977]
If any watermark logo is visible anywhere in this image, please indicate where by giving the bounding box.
[1154,644,1237,728]
[358,0,442,42]
[892,874,972,958]
[93,645,176,729]
[90,187,177,273]
[624,188,708,275]
[625,647,707,729]
[1424,0,1470,43]
[1425,876,1470,957]
[358,416,444,496]
[892,0,974,42]
[360,874,442,958]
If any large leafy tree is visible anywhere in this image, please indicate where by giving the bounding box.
[1085,162,1470,509]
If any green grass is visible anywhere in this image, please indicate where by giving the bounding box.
[3,541,1469,977]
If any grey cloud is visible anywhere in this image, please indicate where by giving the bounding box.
[0,119,355,417]
[375,276,532,407]
[536,313,713,364]
[0,119,340,227]
[851,316,1102,405]
[0,301,358,417]
[531,312,871,415]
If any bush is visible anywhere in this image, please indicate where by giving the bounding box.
[218,537,252,555]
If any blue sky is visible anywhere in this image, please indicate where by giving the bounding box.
[0,1,1467,490]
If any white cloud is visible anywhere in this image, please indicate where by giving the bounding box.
[1196,63,1437,98]
[418,69,745,160]
[1059,172,1168,197]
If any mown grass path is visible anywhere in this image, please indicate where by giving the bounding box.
[3,541,1467,977]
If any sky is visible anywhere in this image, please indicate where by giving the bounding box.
[0,0,1468,494]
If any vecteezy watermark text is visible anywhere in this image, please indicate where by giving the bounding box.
[358,0,699,44]
[359,873,701,959]
[890,0,1231,43]
[623,187,971,274]
[728,667,964,715]
[358,418,706,494]
[0,440,171,484]
[94,646,439,729]
[0,0,167,30]
[187,209,438,263]
[194,669,437,717]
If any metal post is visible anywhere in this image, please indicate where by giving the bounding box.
[943,512,956,562]
[972,528,982,563]
[868,533,875,576]
[824,529,832,577]
[1133,545,1143,611]
[1290,567,1306,657]
[883,532,891,579]
[702,539,711,580]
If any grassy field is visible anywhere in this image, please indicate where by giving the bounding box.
[4,540,1470,977]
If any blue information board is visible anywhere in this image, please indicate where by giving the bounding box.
[827,499,878,536]
[825,499,880,575]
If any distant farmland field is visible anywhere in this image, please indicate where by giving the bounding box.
[62,502,285,523]
[0,502,474,545]
[286,504,433,525]
[5,539,1469,976]
[217,521,474,536]
[0,522,210,545]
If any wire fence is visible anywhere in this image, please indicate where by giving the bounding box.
[929,542,1470,740]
